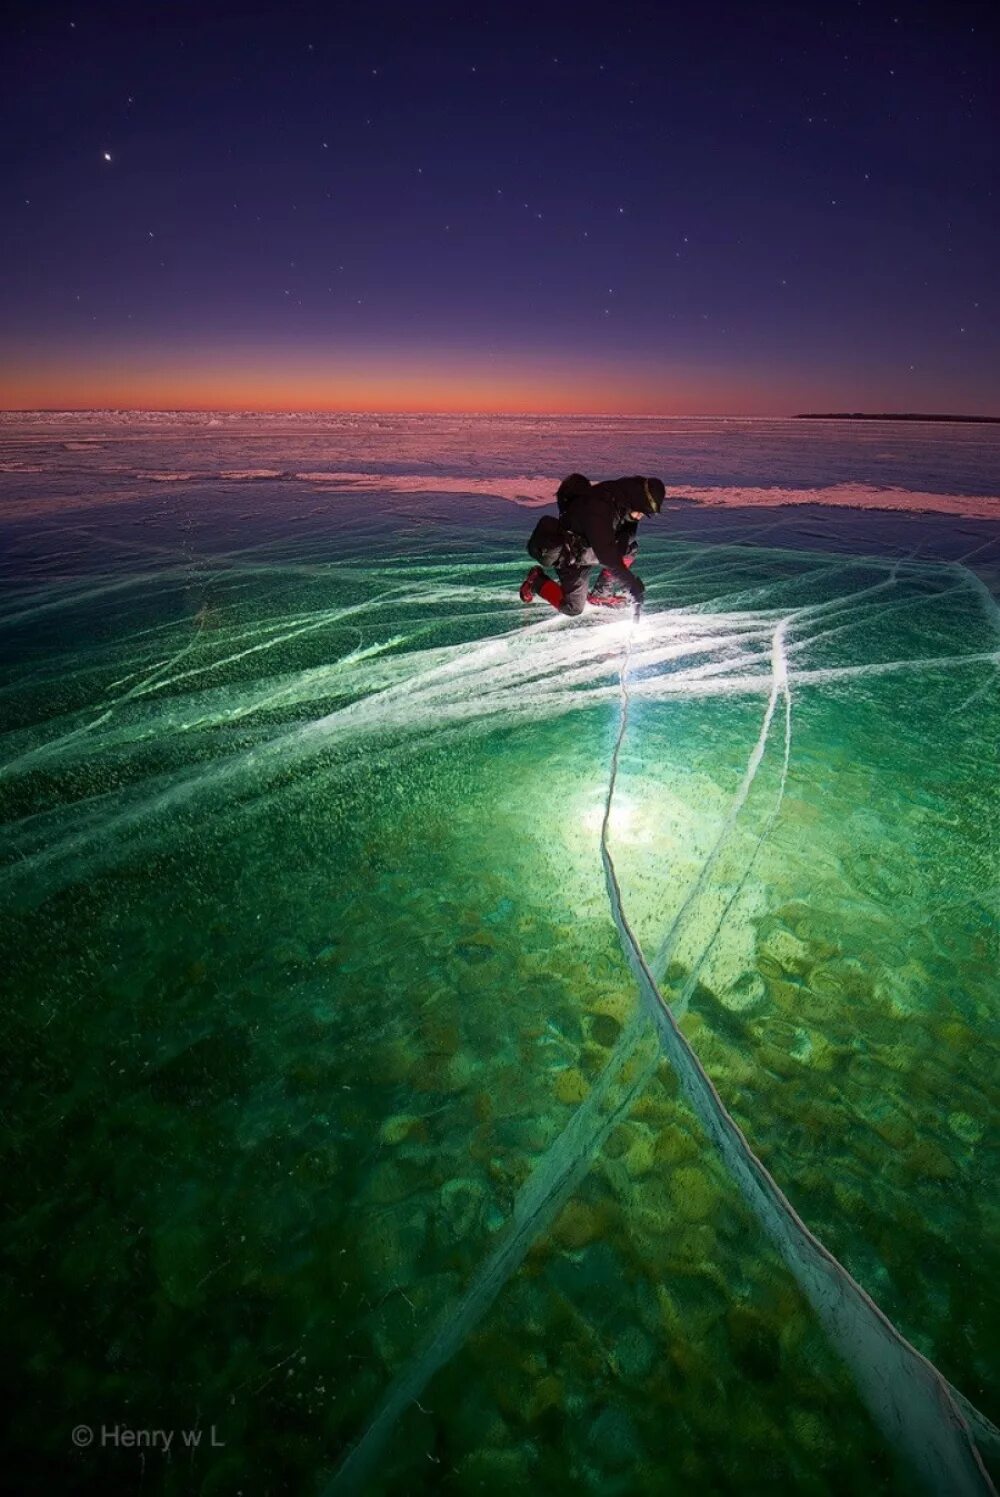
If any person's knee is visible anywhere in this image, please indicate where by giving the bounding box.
[556,568,588,616]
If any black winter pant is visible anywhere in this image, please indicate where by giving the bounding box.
[554,563,592,617]
[552,524,637,615]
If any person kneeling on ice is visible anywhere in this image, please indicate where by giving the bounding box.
[519,473,666,615]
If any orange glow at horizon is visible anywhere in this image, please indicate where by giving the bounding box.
[0,345,804,417]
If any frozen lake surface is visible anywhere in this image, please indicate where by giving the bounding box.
[1,414,998,1494]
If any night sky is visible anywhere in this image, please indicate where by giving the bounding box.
[2,0,997,414]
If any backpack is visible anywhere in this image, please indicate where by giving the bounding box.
[526,514,567,567]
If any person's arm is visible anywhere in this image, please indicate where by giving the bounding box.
[617,518,639,558]
[590,510,644,597]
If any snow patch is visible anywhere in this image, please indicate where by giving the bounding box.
[295,471,554,505]
[674,483,999,520]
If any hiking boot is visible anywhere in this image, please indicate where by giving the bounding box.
[589,568,628,606]
[589,567,616,599]
[519,565,546,602]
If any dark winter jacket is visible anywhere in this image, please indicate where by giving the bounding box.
[558,476,656,595]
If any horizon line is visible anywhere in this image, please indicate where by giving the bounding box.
[3,406,998,422]
[0,405,775,418]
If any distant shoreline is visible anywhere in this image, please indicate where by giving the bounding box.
[796,412,1000,424]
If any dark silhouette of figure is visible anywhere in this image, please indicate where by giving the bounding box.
[519,473,666,615]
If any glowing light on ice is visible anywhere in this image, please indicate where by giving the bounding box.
[583,793,638,837]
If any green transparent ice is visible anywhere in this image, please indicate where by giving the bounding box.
[2,513,997,1495]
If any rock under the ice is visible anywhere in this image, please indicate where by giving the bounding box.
[523,1374,563,1422]
[629,1279,663,1341]
[484,1199,507,1233]
[420,1008,461,1056]
[789,1028,814,1062]
[902,1137,956,1182]
[446,1051,477,1092]
[788,1406,837,1459]
[629,1072,681,1122]
[719,969,767,1012]
[584,989,635,1026]
[454,935,495,965]
[670,1166,717,1223]
[603,1121,632,1162]
[807,957,871,1010]
[797,1028,839,1071]
[623,1130,656,1180]
[865,1099,912,1149]
[652,1121,699,1168]
[375,1035,417,1085]
[552,1197,604,1251]
[416,1049,475,1094]
[846,849,914,904]
[777,1303,811,1363]
[726,1302,783,1383]
[579,1042,612,1082]
[781,900,839,949]
[587,1011,623,1048]
[407,1267,461,1321]
[832,1179,868,1217]
[755,1037,802,1079]
[440,1177,487,1239]
[629,1202,672,1257]
[554,1066,589,1105]
[757,923,813,980]
[377,1113,425,1146]
[947,1110,983,1144]
[613,1325,656,1381]
[587,1404,641,1469]
[495,1113,560,1155]
[684,1022,758,1090]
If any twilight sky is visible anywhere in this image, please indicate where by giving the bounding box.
[1,0,997,414]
